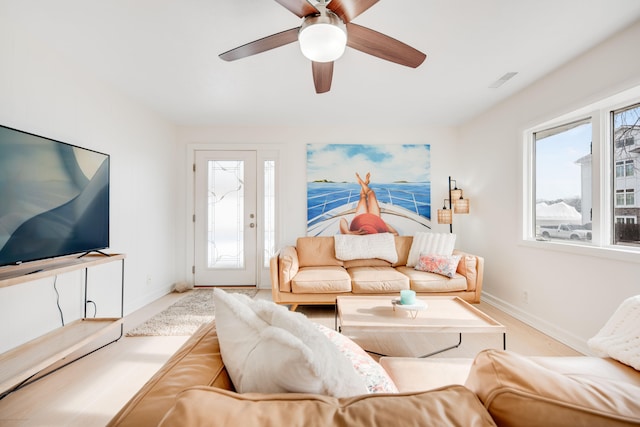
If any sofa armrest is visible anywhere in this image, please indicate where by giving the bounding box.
[107,321,233,427]
[452,250,484,296]
[270,246,299,294]
[465,349,640,427]
[269,254,281,297]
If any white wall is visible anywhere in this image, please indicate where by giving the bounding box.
[458,20,640,354]
[0,18,179,352]
[176,125,462,287]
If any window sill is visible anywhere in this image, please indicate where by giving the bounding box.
[519,238,640,264]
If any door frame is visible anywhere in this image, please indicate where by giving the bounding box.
[185,143,282,288]
[194,150,257,286]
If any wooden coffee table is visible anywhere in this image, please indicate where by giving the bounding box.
[335,295,506,357]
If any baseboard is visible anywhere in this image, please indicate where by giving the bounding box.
[126,285,174,316]
[482,292,591,355]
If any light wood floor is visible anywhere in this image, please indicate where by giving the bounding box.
[0,290,581,426]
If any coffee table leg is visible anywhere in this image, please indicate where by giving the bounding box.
[418,333,463,358]
[503,333,506,350]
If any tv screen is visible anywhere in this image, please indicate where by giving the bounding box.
[0,125,110,267]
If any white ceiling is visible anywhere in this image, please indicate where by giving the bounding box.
[3,0,640,127]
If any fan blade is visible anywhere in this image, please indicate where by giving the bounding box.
[346,23,426,68]
[312,61,333,94]
[273,0,318,18]
[328,0,379,23]
[219,27,300,61]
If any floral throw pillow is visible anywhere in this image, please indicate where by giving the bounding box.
[316,324,399,394]
[415,253,462,278]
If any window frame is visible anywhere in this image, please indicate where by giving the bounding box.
[521,85,640,263]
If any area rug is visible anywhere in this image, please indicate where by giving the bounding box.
[126,288,258,336]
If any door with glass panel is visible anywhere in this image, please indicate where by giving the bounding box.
[194,151,257,286]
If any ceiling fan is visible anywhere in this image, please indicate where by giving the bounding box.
[219,0,426,94]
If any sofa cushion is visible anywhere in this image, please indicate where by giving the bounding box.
[106,320,234,427]
[396,266,468,292]
[530,355,640,388]
[465,349,640,427]
[296,237,343,267]
[213,289,367,397]
[334,233,398,264]
[291,266,352,293]
[406,232,456,267]
[348,266,410,293]
[158,385,497,427]
[380,357,473,393]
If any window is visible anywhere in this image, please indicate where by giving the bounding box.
[263,160,276,267]
[616,216,637,224]
[615,137,635,148]
[525,89,640,252]
[616,189,635,206]
[616,160,635,178]
[532,119,592,243]
[612,103,640,246]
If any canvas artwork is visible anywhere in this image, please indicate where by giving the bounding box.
[307,144,431,236]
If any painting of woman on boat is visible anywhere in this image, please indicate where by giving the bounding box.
[339,172,399,235]
[307,144,431,237]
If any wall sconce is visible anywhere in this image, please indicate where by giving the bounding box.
[437,176,470,232]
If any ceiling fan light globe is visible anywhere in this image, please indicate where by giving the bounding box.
[299,14,347,63]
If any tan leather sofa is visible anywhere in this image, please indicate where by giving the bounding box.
[383,351,640,427]
[108,320,640,427]
[270,236,484,310]
[107,320,495,427]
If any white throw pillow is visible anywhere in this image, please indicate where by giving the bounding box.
[334,233,398,263]
[587,295,640,370]
[248,298,368,397]
[406,232,456,267]
[213,289,368,397]
[212,288,270,392]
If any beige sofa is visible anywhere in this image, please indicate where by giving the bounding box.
[270,235,484,310]
[383,351,640,427]
[108,320,640,427]
[107,320,494,427]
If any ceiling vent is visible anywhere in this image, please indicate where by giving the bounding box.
[489,72,518,88]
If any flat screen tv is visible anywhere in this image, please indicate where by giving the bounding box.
[0,125,110,267]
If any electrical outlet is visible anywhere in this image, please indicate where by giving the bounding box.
[523,291,529,304]
[146,274,152,285]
